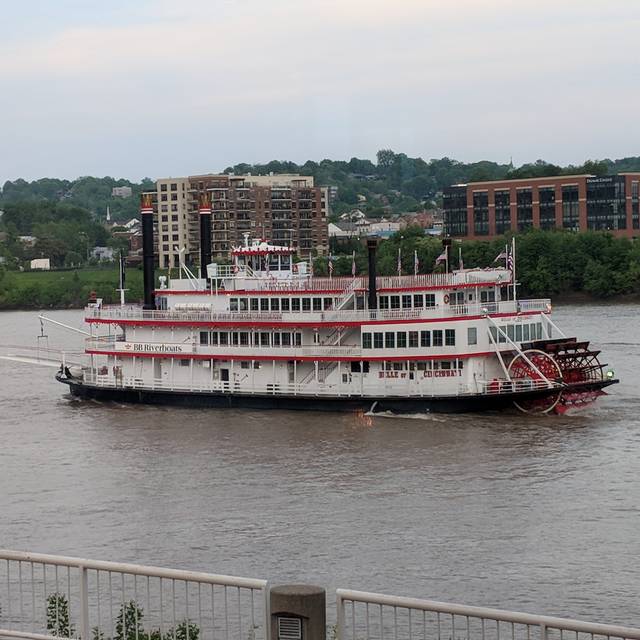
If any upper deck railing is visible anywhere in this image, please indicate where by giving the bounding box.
[86,299,551,325]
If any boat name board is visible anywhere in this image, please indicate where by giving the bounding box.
[114,342,195,354]
[379,370,462,379]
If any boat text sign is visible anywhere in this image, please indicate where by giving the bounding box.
[115,342,195,354]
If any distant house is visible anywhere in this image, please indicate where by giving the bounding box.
[30,258,50,270]
[112,186,133,198]
[19,235,37,247]
[92,247,115,261]
[123,218,140,230]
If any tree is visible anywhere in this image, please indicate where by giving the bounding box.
[46,593,75,638]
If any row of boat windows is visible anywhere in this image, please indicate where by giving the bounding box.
[490,322,544,343]
[362,330,456,349]
[378,294,435,309]
[230,297,337,312]
[200,331,303,347]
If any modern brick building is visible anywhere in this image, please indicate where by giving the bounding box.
[153,174,329,269]
[443,173,640,239]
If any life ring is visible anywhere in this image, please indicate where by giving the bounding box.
[443,294,450,304]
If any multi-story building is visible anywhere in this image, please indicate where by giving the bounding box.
[154,174,329,268]
[443,173,640,239]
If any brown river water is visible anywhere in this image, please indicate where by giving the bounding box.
[0,305,639,624]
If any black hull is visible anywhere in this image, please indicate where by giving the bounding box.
[56,376,617,415]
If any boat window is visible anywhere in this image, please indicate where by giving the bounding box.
[425,294,435,307]
[397,332,407,348]
[445,329,456,346]
[313,298,322,311]
[282,333,291,347]
[239,332,249,346]
[515,324,523,342]
[302,298,311,312]
[506,325,515,341]
[230,298,239,312]
[385,332,395,348]
[413,294,423,308]
[292,298,301,312]
[281,255,291,269]
[180,359,190,367]
[379,296,389,309]
[373,332,383,348]
[467,327,477,345]
[420,331,431,347]
[441,361,452,370]
[281,298,290,312]
[324,297,333,310]
[241,362,250,369]
[200,331,209,345]
[271,298,280,311]
[402,295,412,309]
[537,323,543,339]
[260,298,269,311]
[295,333,302,347]
[523,324,530,341]
[273,333,281,347]
[250,299,259,311]
[210,332,219,346]
[219,333,229,346]
[498,328,506,343]
[362,333,372,349]
[232,332,239,346]
[239,298,248,312]
[409,331,419,348]
[260,332,270,347]
[433,330,443,347]
[390,295,400,309]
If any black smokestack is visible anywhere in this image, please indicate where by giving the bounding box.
[141,193,155,310]
[199,192,212,279]
[367,236,378,310]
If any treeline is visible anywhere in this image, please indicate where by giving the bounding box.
[3,154,640,221]
[0,176,154,222]
[316,227,640,298]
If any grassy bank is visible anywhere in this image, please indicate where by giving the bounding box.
[0,267,145,309]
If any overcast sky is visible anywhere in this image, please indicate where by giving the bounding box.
[1,0,639,183]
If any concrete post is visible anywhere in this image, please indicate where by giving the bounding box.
[270,585,326,640]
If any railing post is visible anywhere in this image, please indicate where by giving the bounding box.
[336,592,345,640]
[79,565,90,640]
[540,623,546,640]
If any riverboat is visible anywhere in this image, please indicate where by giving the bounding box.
[56,195,618,415]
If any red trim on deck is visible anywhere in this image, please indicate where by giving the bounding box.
[85,350,497,362]
[86,310,543,328]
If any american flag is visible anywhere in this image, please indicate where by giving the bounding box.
[507,251,514,271]
[493,249,508,263]
[435,249,447,265]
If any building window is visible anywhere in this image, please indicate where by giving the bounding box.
[539,187,556,230]
[467,327,477,345]
[495,189,511,235]
[562,185,580,230]
[473,191,489,236]
[516,188,533,232]
[586,177,627,231]
[443,186,468,237]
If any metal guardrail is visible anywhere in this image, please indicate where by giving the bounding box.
[86,301,552,326]
[336,589,640,640]
[0,550,269,640]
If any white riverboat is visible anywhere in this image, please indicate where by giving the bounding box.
[56,196,617,414]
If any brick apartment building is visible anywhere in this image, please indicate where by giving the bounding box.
[151,174,329,269]
[443,173,640,239]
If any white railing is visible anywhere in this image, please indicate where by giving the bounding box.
[336,589,640,640]
[87,300,551,326]
[0,550,269,640]
[80,370,557,400]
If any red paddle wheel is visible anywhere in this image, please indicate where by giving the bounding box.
[507,349,563,414]
[508,339,608,414]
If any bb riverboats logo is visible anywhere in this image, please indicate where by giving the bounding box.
[118,342,189,354]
